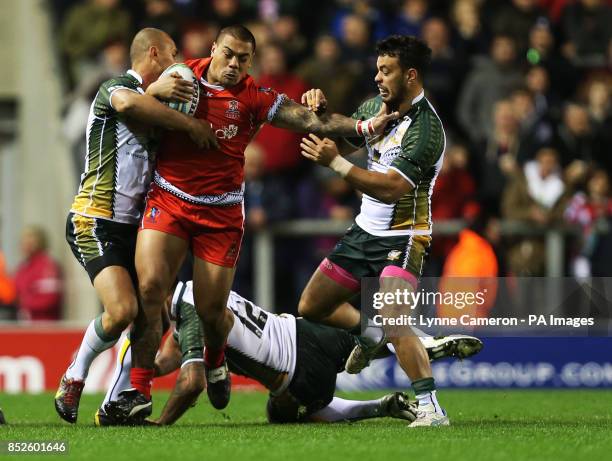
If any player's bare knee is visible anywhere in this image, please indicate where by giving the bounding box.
[297,295,321,320]
[105,299,137,331]
[138,275,166,305]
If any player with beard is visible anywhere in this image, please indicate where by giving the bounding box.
[298,35,450,426]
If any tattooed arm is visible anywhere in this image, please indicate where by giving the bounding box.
[269,98,399,138]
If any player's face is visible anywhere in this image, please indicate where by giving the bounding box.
[210,35,254,87]
[374,55,409,106]
[155,39,179,73]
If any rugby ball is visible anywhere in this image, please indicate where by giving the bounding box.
[159,63,200,116]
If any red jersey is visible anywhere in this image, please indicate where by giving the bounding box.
[155,57,286,201]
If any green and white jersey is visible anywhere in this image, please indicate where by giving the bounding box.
[350,91,445,237]
[71,70,157,225]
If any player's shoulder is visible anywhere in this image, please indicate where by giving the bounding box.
[100,72,141,93]
[185,57,211,79]
[352,95,383,120]
[405,98,444,136]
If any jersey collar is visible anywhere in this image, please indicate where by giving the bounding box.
[127,69,143,85]
[411,90,425,105]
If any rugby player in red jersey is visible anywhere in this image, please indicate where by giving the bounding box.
[105,24,400,420]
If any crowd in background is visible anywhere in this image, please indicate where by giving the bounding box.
[6,0,609,317]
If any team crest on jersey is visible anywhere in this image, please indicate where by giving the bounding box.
[387,250,402,261]
[145,207,160,223]
[225,100,241,120]
[215,124,239,140]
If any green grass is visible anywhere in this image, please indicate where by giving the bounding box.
[1,390,611,461]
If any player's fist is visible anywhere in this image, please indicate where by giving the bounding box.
[147,72,194,103]
[187,119,219,150]
[301,88,327,114]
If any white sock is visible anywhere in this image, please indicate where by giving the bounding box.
[65,316,119,381]
[415,390,443,414]
[101,335,132,407]
[309,397,384,422]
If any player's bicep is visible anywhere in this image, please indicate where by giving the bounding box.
[108,88,140,113]
[385,168,414,202]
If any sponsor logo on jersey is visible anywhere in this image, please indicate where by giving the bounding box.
[378,146,402,166]
[387,250,402,261]
[145,206,160,223]
[215,124,239,140]
[225,100,241,120]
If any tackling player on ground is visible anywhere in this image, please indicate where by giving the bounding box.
[100,281,481,426]
[54,28,216,423]
[298,35,449,426]
[115,25,400,420]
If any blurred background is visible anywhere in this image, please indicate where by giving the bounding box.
[0,0,611,325]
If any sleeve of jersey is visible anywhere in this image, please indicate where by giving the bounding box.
[253,85,289,124]
[343,97,382,149]
[95,77,138,116]
[390,113,441,187]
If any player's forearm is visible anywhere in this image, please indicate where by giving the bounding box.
[114,93,194,133]
[271,99,360,137]
[157,365,205,425]
[343,166,401,204]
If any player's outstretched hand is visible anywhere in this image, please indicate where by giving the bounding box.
[188,119,219,150]
[300,133,339,167]
[369,103,400,135]
[301,88,327,114]
[147,72,193,103]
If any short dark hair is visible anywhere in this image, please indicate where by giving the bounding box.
[376,35,431,80]
[216,25,257,52]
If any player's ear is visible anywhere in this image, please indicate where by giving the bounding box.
[149,45,158,60]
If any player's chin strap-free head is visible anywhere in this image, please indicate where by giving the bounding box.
[266,391,301,424]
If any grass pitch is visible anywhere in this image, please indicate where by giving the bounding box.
[1,390,611,461]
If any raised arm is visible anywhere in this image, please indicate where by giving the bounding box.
[269,98,399,139]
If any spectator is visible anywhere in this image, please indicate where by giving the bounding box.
[492,0,545,54]
[0,250,16,320]
[139,0,182,44]
[560,0,612,67]
[554,103,598,167]
[374,0,429,40]
[525,65,561,117]
[181,23,217,61]
[511,87,555,164]
[477,99,522,212]
[205,0,251,29]
[14,226,63,321]
[450,0,489,57]
[421,17,466,129]
[429,143,477,273]
[296,35,360,114]
[254,43,309,174]
[270,16,307,67]
[565,169,612,277]
[501,147,567,275]
[59,0,131,84]
[339,13,374,83]
[525,19,577,99]
[457,35,523,143]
